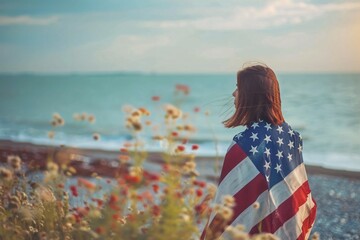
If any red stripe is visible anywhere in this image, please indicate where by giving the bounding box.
[206,174,267,237]
[250,180,311,234]
[219,144,247,184]
[231,174,268,223]
[296,198,317,240]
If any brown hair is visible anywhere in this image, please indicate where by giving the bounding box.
[223,64,284,127]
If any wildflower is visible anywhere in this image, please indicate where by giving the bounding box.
[109,194,119,205]
[8,195,21,209]
[196,189,203,197]
[7,155,22,171]
[193,180,206,188]
[73,113,81,121]
[145,120,152,126]
[92,198,104,208]
[219,206,233,221]
[138,107,150,116]
[191,144,199,151]
[175,84,190,95]
[223,195,236,208]
[80,112,88,121]
[194,203,207,215]
[311,232,320,240]
[95,227,105,235]
[177,145,186,152]
[132,122,142,131]
[180,213,191,222]
[151,96,160,101]
[172,131,179,137]
[52,112,65,126]
[118,155,130,164]
[48,131,55,139]
[143,170,160,181]
[93,133,100,141]
[152,205,161,217]
[252,201,260,209]
[194,107,200,113]
[152,184,159,193]
[47,161,59,173]
[184,124,196,132]
[164,104,182,119]
[70,185,78,197]
[0,167,13,182]
[182,161,196,174]
[120,148,128,153]
[88,114,96,123]
[35,186,56,202]
[78,178,97,191]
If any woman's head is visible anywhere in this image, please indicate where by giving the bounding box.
[224,64,284,128]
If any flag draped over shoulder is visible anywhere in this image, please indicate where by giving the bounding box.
[201,121,317,240]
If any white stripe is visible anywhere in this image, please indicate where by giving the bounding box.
[274,193,316,239]
[229,163,309,232]
[209,156,259,223]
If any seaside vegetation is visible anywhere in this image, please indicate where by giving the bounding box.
[0,84,318,240]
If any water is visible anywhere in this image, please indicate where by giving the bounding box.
[0,73,359,171]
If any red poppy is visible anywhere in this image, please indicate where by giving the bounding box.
[177,145,185,152]
[151,96,160,101]
[191,144,199,151]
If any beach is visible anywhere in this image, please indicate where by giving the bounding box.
[1,140,359,239]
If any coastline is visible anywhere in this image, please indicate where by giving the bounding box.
[1,139,359,181]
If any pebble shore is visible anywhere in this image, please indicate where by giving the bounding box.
[309,174,360,240]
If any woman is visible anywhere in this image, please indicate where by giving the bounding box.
[201,64,317,240]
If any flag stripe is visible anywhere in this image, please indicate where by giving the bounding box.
[209,156,259,223]
[249,180,311,234]
[230,174,267,223]
[229,163,309,232]
[274,193,316,239]
[219,143,247,183]
[297,199,317,240]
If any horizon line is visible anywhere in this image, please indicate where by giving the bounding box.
[0,70,359,76]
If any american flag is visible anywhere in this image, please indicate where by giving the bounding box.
[202,120,317,239]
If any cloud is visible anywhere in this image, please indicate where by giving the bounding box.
[0,15,58,26]
[143,0,360,30]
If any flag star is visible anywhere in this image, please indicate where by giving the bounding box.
[265,174,270,182]
[265,123,272,131]
[235,132,243,139]
[288,141,294,149]
[264,135,272,143]
[276,126,284,134]
[298,144,303,153]
[275,163,282,173]
[288,129,295,137]
[264,148,271,157]
[264,160,271,170]
[251,122,259,129]
[287,153,293,161]
[250,145,258,155]
[276,137,284,147]
[299,134,303,140]
[276,150,283,160]
[250,132,259,142]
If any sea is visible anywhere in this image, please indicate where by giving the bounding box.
[0,73,359,172]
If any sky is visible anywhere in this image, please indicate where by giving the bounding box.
[0,0,359,74]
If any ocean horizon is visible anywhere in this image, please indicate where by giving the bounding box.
[1,72,359,172]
